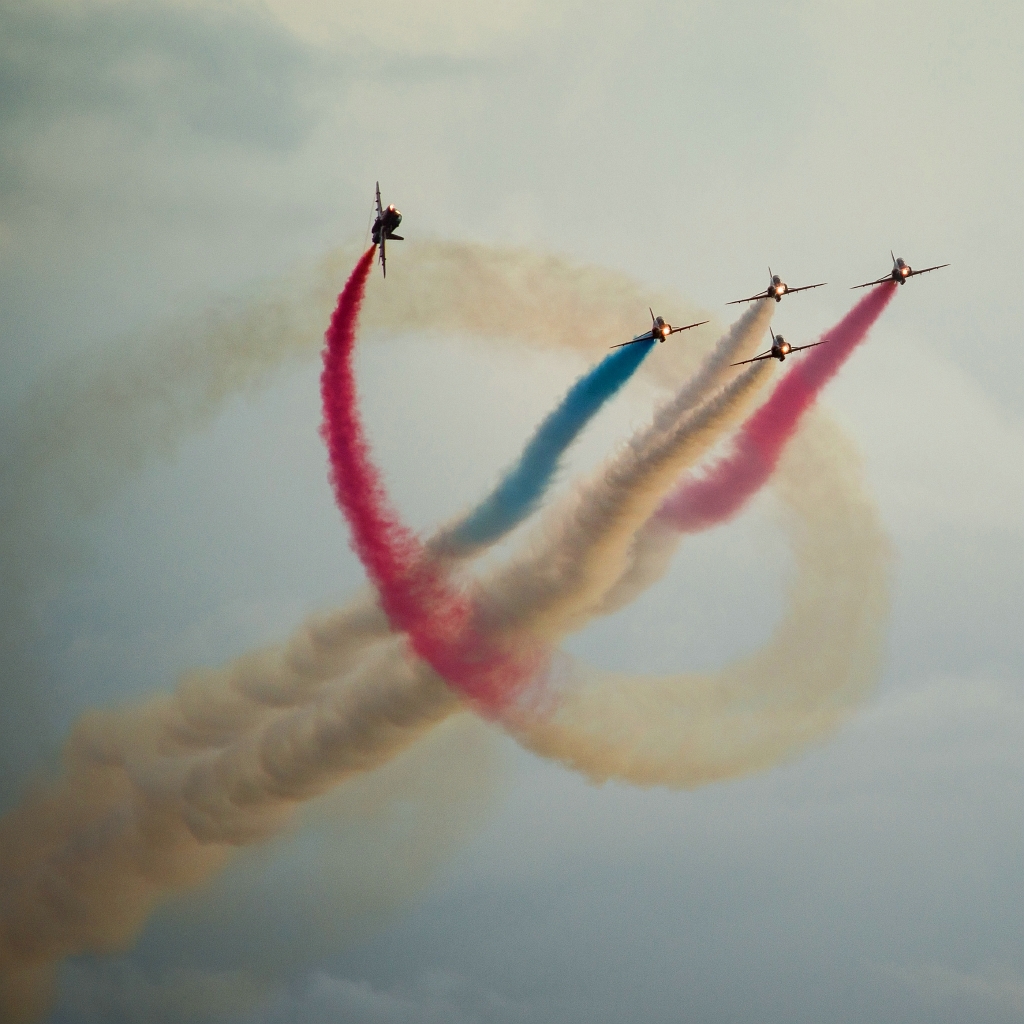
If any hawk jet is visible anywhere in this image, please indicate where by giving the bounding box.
[611,309,710,349]
[728,267,826,305]
[730,326,829,366]
[371,182,403,277]
[852,251,949,289]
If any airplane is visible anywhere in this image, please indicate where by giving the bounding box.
[730,326,829,366]
[371,182,403,277]
[727,267,826,305]
[852,251,950,289]
[611,309,710,349]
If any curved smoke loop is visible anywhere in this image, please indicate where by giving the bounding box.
[0,242,892,1022]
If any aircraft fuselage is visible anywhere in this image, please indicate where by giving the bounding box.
[372,205,403,244]
[891,258,912,283]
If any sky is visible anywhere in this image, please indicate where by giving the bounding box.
[1,0,1023,1021]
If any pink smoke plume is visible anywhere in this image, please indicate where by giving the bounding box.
[320,247,541,709]
[657,282,898,532]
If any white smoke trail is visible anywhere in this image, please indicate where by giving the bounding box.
[176,296,777,744]
[0,362,775,1021]
[151,300,778,794]
[0,241,713,792]
[590,299,775,616]
[83,252,760,764]
[78,393,881,876]
[0,642,458,1020]
[112,351,780,834]
[0,244,883,1022]
[0,243,718,1021]
[648,297,773,434]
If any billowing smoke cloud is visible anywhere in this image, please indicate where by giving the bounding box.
[0,244,891,1022]
[0,241,709,796]
[0,245,717,1019]
[105,255,682,759]
[0,641,457,1021]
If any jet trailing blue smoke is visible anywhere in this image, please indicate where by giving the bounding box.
[432,339,657,557]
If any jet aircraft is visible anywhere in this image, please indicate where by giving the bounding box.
[371,182,403,277]
[611,309,710,349]
[852,251,949,289]
[727,268,826,305]
[730,326,829,366]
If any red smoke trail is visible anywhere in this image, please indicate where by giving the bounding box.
[320,248,540,709]
[657,282,897,532]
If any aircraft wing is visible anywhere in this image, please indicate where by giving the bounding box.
[785,282,827,295]
[379,235,387,277]
[726,291,768,306]
[375,181,383,218]
[851,275,890,290]
[667,319,710,335]
[909,263,950,277]
[730,349,773,367]
[786,339,830,355]
[611,331,654,349]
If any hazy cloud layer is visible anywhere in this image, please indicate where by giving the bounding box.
[245,970,532,1024]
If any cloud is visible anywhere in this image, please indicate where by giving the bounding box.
[55,961,265,1024]
[246,970,532,1024]
[57,963,537,1024]
[0,0,341,338]
[0,1,317,150]
[872,961,1024,1017]
[27,0,582,58]
[260,0,574,57]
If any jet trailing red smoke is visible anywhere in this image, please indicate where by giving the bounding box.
[319,247,544,710]
[656,281,898,533]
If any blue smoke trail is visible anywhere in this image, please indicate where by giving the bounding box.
[432,339,657,556]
